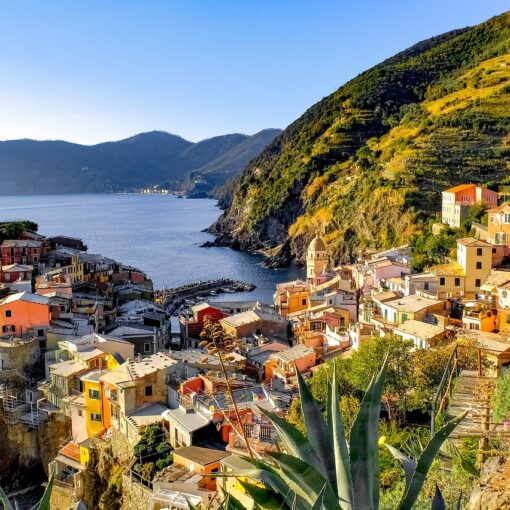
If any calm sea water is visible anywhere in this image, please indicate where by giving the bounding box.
[0,194,303,303]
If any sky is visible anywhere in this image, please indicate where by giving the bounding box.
[0,1,508,145]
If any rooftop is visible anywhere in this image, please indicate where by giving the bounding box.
[394,320,445,340]
[1,264,33,272]
[442,184,476,194]
[384,294,444,313]
[161,407,211,433]
[481,269,510,290]
[220,310,283,328]
[50,360,86,378]
[173,446,231,466]
[457,237,492,248]
[1,239,42,248]
[273,344,315,362]
[0,291,50,306]
[79,369,103,383]
[428,261,465,277]
[127,403,169,429]
[126,352,177,379]
[372,291,401,303]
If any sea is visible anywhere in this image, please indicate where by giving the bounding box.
[0,193,303,304]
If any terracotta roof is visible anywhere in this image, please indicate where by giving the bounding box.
[457,237,492,247]
[442,184,476,194]
[427,262,465,277]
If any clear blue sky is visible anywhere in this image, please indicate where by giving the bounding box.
[0,0,508,144]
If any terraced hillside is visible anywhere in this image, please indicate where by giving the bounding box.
[212,12,510,266]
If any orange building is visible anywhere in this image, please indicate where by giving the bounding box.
[0,292,50,338]
[171,446,231,491]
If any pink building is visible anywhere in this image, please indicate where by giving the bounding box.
[442,184,498,228]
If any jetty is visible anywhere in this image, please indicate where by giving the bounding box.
[155,278,256,314]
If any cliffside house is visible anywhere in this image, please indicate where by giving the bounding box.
[441,184,498,228]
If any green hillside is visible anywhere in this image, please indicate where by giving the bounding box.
[212,12,510,265]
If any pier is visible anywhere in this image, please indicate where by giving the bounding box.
[155,278,256,315]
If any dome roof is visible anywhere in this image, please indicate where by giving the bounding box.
[309,236,326,252]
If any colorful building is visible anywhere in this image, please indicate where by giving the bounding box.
[0,292,50,340]
[441,184,498,228]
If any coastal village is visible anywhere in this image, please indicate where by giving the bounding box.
[3,182,510,509]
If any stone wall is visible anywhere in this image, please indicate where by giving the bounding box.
[50,483,76,510]
[121,473,152,510]
[466,456,510,509]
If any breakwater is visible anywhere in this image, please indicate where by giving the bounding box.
[155,279,256,314]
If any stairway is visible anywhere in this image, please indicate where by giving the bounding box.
[447,370,510,448]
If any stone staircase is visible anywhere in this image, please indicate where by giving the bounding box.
[447,370,510,449]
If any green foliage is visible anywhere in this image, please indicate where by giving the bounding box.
[348,335,415,418]
[0,221,38,242]
[492,371,510,422]
[224,358,465,509]
[411,224,459,272]
[133,423,173,481]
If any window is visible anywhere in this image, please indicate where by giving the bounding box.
[505,213,510,223]
[476,262,482,270]
[144,342,151,353]
[145,385,153,397]
[401,313,408,323]
[424,283,429,291]
[301,299,307,306]
[439,277,445,286]
[475,279,481,287]
[255,328,261,335]
[5,310,11,318]
[477,248,483,256]
[506,315,510,324]
[493,248,497,254]
[2,325,15,333]
[454,278,461,287]
[90,413,102,422]
[78,410,83,417]
[37,329,45,337]
[88,389,100,400]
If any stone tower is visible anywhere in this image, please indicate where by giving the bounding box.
[306,236,328,282]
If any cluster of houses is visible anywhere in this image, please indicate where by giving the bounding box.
[4,183,510,509]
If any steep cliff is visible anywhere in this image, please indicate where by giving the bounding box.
[212,12,510,266]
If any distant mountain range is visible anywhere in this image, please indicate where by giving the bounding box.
[0,128,281,196]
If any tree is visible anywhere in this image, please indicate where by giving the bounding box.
[348,335,415,419]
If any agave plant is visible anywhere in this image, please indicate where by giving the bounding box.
[0,471,54,510]
[228,357,467,510]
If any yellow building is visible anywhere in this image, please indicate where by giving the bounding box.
[80,370,104,438]
[307,236,328,282]
[71,254,85,284]
[429,237,493,299]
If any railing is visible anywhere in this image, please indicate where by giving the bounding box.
[431,345,458,436]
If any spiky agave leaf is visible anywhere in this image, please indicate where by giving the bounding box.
[397,411,468,510]
[431,484,446,510]
[0,485,15,510]
[310,485,327,510]
[296,369,337,491]
[266,451,340,510]
[328,363,353,509]
[237,479,284,509]
[385,444,417,490]
[349,355,388,510]
[36,470,55,510]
